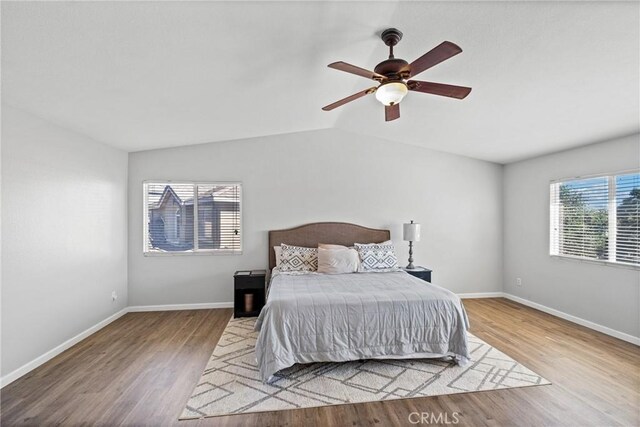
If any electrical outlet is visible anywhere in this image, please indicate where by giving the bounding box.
[516,278,522,287]
[111,291,118,301]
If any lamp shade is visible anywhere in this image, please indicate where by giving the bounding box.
[375,81,408,106]
[403,222,421,242]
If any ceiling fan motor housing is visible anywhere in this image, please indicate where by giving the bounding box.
[374,58,409,80]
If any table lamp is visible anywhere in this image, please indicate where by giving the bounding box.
[403,220,421,269]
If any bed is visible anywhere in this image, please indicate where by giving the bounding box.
[255,222,470,383]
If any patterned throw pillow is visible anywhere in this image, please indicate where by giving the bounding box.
[354,243,398,271]
[279,244,318,272]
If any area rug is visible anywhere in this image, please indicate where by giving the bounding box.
[180,317,550,419]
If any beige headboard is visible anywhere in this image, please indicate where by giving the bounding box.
[268,222,391,270]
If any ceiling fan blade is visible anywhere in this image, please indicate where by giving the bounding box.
[322,87,376,111]
[328,61,386,81]
[385,103,400,121]
[407,80,472,99]
[407,41,462,78]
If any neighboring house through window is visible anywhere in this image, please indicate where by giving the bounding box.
[144,182,242,254]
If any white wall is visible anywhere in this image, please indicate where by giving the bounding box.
[503,133,640,338]
[2,105,636,383]
[128,128,503,306]
[1,106,128,377]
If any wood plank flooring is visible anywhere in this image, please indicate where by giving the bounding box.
[1,298,638,426]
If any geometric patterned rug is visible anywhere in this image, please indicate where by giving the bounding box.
[180,317,550,420]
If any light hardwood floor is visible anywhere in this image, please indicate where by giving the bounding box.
[1,298,638,426]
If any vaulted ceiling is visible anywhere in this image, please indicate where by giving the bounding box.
[2,1,638,163]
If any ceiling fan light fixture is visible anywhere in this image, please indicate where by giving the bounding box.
[375,81,408,106]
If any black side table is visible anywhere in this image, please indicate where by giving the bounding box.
[234,270,266,318]
[401,266,432,283]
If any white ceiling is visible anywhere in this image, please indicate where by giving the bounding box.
[2,1,638,163]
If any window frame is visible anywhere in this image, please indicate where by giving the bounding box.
[142,180,243,256]
[549,169,640,270]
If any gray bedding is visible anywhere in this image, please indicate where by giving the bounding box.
[255,270,470,382]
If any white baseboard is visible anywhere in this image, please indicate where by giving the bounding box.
[502,293,640,346]
[1,302,234,389]
[3,295,637,389]
[0,308,128,388]
[457,291,639,346]
[128,302,233,312]
[458,292,504,299]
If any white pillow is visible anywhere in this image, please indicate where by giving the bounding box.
[317,247,359,274]
[318,243,348,250]
[274,246,282,267]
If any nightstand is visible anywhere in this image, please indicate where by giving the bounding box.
[234,270,266,318]
[401,266,432,283]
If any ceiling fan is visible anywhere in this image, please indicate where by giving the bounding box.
[322,28,471,122]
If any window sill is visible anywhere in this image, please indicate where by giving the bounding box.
[550,254,640,271]
[144,250,242,257]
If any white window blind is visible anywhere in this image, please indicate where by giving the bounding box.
[616,173,640,264]
[550,172,639,267]
[144,182,241,254]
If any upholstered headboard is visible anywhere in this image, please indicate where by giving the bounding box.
[268,222,391,270]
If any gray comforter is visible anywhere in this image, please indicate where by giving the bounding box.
[255,270,470,382]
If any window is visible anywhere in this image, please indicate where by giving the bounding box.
[550,172,639,267]
[144,182,241,255]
